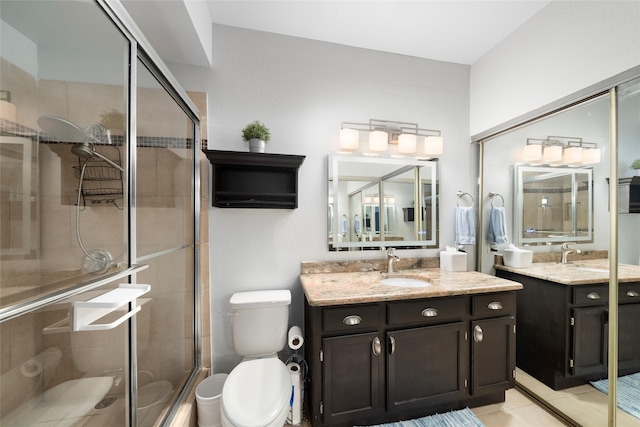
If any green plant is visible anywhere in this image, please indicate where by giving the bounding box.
[241,121,271,143]
[631,158,640,170]
[99,109,125,130]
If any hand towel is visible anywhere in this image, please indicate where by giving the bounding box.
[487,206,508,244]
[353,215,361,236]
[455,206,476,245]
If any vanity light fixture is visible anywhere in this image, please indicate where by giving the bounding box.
[524,136,600,166]
[339,118,443,157]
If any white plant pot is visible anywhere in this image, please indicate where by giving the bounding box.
[248,138,265,153]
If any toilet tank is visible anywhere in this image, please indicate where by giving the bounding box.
[230,290,291,357]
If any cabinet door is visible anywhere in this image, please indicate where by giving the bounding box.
[619,303,640,372]
[322,332,383,424]
[471,316,516,396]
[570,307,607,377]
[387,322,467,411]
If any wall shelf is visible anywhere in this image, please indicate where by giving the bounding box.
[203,150,305,209]
[607,176,640,213]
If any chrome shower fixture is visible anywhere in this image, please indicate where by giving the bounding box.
[37,115,123,171]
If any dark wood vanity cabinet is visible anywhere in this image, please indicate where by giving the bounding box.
[304,292,517,427]
[496,270,640,390]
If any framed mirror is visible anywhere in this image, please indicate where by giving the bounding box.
[328,154,438,250]
[513,165,593,246]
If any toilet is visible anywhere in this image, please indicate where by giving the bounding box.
[221,290,292,427]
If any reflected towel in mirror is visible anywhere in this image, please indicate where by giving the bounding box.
[455,206,476,245]
[488,206,508,244]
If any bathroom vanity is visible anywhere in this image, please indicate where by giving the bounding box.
[495,259,640,390]
[301,265,522,427]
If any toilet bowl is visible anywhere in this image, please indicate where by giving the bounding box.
[221,358,292,427]
[220,290,293,427]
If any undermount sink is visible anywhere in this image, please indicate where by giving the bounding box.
[380,276,432,288]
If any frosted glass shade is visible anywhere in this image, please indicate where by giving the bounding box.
[582,148,601,164]
[397,133,417,154]
[523,144,542,163]
[563,146,583,164]
[339,128,359,150]
[369,130,388,152]
[543,145,563,164]
[424,136,443,156]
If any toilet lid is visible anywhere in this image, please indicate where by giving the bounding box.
[222,359,292,427]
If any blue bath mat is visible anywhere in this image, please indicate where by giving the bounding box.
[357,407,485,427]
[591,372,640,419]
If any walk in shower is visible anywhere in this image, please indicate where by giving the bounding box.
[1,1,204,425]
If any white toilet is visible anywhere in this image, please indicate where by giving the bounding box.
[221,290,293,427]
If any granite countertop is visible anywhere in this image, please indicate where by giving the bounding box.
[300,268,523,307]
[495,258,640,285]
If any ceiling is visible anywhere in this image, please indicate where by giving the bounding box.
[124,0,551,67]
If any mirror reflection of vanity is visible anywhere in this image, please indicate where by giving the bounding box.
[513,165,593,246]
[328,154,438,251]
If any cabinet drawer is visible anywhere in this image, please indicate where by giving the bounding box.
[323,305,379,333]
[572,286,608,306]
[387,297,466,325]
[620,283,640,303]
[472,292,516,318]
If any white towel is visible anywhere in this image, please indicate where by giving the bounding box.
[487,207,508,244]
[455,206,476,245]
[353,216,361,236]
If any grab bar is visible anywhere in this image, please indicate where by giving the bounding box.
[73,284,150,332]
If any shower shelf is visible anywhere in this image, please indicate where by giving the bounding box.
[74,145,124,206]
[73,283,150,332]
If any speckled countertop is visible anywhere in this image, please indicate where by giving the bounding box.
[300,267,523,307]
[495,258,640,285]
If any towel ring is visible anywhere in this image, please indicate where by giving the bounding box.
[456,191,475,207]
[488,192,504,208]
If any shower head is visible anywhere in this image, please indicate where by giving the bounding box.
[38,115,124,172]
[72,142,124,172]
[71,142,95,159]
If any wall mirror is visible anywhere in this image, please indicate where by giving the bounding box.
[513,165,593,246]
[328,154,438,251]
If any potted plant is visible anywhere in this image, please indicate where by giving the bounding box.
[99,109,126,135]
[631,158,640,176]
[241,121,270,153]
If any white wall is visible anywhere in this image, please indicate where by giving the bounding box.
[470,0,640,136]
[200,25,472,373]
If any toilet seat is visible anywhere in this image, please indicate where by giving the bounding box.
[221,358,292,427]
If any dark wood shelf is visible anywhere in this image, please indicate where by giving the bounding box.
[203,150,305,209]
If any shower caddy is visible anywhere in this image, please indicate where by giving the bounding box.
[73,145,124,207]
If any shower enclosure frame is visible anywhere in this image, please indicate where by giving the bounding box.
[0,1,203,426]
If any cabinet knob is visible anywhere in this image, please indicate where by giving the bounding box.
[488,302,503,310]
[342,315,362,326]
[421,308,438,317]
[587,292,601,300]
[626,290,640,297]
[372,337,381,356]
[473,325,484,343]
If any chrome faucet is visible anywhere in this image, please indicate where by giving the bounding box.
[561,243,582,264]
[386,247,400,273]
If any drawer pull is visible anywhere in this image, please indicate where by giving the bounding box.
[342,315,362,326]
[488,302,503,310]
[587,292,601,300]
[389,336,396,355]
[421,308,438,317]
[626,290,640,297]
[372,337,381,356]
[473,325,484,343]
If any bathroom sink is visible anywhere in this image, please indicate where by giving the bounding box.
[380,277,432,288]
